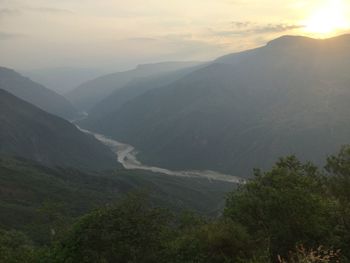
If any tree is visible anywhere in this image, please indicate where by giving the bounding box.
[169,217,266,263]
[50,193,173,263]
[0,229,35,263]
[325,145,350,260]
[224,156,335,259]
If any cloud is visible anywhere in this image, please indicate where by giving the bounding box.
[251,24,304,34]
[211,21,304,37]
[0,32,23,40]
[126,37,158,42]
[0,8,20,18]
[0,6,72,19]
[231,21,253,28]
[26,7,73,14]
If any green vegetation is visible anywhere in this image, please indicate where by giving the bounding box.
[0,89,118,171]
[0,229,36,263]
[0,156,233,246]
[1,146,350,262]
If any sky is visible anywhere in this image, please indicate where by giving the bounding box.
[1,0,350,71]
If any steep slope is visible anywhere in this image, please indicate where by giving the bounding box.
[66,61,200,112]
[0,157,234,243]
[0,89,118,171]
[81,35,350,177]
[0,67,78,120]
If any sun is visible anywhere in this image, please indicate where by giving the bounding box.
[303,0,350,37]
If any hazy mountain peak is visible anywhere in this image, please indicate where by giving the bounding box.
[20,67,104,94]
[266,35,316,47]
[0,66,19,77]
[0,66,78,119]
[267,34,350,48]
[67,61,202,111]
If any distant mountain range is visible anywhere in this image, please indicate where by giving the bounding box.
[79,35,350,177]
[0,89,118,171]
[0,67,78,120]
[84,63,206,123]
[21,67,104,95]
[66,61,201,112]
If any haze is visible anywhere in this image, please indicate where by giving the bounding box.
[1,0,350,71]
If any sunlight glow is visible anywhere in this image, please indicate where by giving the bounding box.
[304,0,350,36]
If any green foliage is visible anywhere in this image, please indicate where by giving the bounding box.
[50,193,172,263]
[0,157,122,244]
[49,196,267,263]
[277,245,341,263]
[324,145,350,260]
[0,229,36,263]
[0,157,232,245]
[326,146,350,202]
[3,146,350,262]
[169,218,264,263]
[224,156,335,258]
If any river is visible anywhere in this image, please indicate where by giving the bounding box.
[79,127,245,184]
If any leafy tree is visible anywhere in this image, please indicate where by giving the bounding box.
[325,145,350,260]
[224,156,335,259]
[326,145,350,205]
[4,147,350,263]
[169,218,266,263]
[50,193,173,263]
[0,229,36,263]
[277,245,341,263]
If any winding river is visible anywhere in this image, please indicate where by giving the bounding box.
[79,127,245,184]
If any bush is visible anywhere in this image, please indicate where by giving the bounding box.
[224,156,335,259]
[0,229,36,263]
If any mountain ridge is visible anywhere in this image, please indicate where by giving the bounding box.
[0,89,119,171]
[0,66,78,120]
[80,35,350,177]
[66,61,202,112]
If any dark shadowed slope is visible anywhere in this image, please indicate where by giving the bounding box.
[66,61,201,112]
[0,67,78,120]
[0,89,118,171]
[80,35,350,177]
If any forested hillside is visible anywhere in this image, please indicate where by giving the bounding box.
[0,89,118,171]
[1,146,349,262]
[0,157,234,244]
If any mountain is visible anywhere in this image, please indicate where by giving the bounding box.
[21,67,104,94]
[0,67,78,120]
[0,157,234,243]
[66,61,201,112]
[80,35,350,177]
[0,89,118,171]
[82,64,205,125]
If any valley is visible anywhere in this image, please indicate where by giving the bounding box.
[2,0,350,261]
[79,127,245,184]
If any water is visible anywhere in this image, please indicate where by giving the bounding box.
[79,127,245,184]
